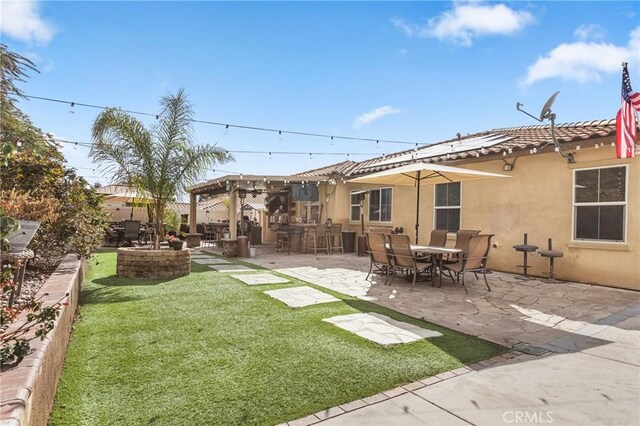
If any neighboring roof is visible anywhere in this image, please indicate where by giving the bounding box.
[350,119,617,176]
[294,160,359,178]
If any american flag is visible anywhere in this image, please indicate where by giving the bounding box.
[616,63,640,159]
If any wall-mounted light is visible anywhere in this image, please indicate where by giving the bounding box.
[502,157,517,172]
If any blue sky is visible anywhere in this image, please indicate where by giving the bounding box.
[2,1,639,187]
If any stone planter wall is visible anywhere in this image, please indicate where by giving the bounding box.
[117,247,190,279]
[0,254,86,426]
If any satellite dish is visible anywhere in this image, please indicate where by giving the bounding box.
[539,91,559,121]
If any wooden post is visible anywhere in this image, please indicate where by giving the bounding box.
[189,192,197,234]
[229,188,238,239]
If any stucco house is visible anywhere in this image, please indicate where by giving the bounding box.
[295,119,638,290]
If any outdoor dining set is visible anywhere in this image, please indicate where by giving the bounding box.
[365,229,494,294]
[104,220,155,247]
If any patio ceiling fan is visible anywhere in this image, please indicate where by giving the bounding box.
[516,91,576,163]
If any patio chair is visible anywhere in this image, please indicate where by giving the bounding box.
[368,226,393,234]
[440,234,494,293]
[387,233,433,290]
[142,224,155,245]
[443,229,480,263]
[327,223,344,254]
[428,229,448,247]
[122,220,141,247]
[276,228,290,254]
[203,223,216,246]
[365,232,393,284]
[307,223,329,255]
[104,226,120,247]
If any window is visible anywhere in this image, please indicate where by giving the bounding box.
[434,182,461,232]
[350,191,361,222]
[573,166,626,242]
[368,188,392,222]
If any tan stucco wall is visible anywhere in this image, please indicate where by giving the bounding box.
[326,147,639,290]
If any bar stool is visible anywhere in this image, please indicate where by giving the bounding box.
[538,238,563,282]
[326,223,344,254]
[513,233,538,279]
[307,224,328,255]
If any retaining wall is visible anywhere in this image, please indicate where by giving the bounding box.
[0,254,86,426]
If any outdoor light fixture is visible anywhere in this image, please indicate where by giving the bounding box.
[237,188,247,200]
[502,157,517,172]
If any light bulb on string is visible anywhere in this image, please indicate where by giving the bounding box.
[278,130,283,141]
[376,140,380,149]
[224,124,229,135]
[330,136,334,146]
[69,102,75,114]
[268,152,272,160]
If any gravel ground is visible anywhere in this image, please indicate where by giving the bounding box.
[1,254,63,307]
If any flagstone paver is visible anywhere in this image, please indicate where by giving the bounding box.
[264,286,339,307]
[272,266,375,299]
[231,273,290,286]
[209,264,254,272]
[191,257,232,265]
[323,313,442,345]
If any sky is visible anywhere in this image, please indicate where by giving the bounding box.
[2,0,639,188]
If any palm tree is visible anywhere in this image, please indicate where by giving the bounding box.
[91,89,232,249]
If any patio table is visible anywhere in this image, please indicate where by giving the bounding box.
[410,245,463,287]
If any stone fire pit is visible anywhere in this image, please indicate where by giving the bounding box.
[117,247,191,279]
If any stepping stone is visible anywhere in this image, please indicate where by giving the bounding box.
[231,273,290,286]
[323,313,442,346]
[192,257,231,265]
[210,264,254,272]
[264,286,339,307]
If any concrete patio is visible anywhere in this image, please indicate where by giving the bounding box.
[198,244,640,425]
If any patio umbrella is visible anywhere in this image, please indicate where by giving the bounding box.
[349,162,510,243]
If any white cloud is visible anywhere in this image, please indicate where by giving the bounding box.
[0,0,56,45]
[353,106,401,129]
[523,26,639,85]
[392,2,534,47]
[573,24,606,42]
[391,17,419,37]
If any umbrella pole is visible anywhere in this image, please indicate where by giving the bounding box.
[415,172,420,244]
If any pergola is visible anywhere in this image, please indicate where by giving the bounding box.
[187,174,330,240]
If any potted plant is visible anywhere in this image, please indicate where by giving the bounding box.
[165,234,183,250]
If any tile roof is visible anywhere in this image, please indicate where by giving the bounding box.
[349,119,618,176]
[294,160,359,177]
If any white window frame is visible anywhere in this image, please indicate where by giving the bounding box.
[572,165,627,243]
[349,191,361,223]
[368,187,393,223]
[433,182,462,232]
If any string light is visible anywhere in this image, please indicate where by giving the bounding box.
[9,91,423,147]
[52,137,381,157]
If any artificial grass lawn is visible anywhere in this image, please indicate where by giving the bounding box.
[50,251,504,425]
